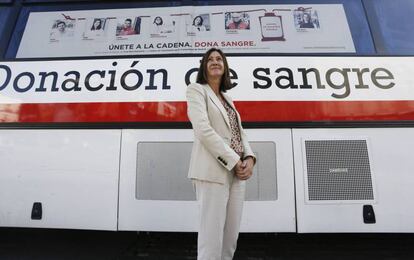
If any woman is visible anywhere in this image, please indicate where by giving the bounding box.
[186,48,255,260]
[153,16,163,26]
[192,15,206,32]
[152,16,172,34]
[90,19,102,31]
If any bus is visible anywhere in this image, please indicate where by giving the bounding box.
[0,0,413,233]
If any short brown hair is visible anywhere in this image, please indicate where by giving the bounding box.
[196,48,233,92]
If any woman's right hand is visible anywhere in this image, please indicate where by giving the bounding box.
[234,159,253,180]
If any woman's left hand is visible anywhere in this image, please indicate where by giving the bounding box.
[235,157,254,180]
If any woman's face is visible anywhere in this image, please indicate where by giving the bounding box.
[94,20,101,28]
[206,51,224,80]
[155,17,162,25]
[194,17,202,26]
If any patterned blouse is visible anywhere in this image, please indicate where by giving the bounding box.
[220,97,244,157]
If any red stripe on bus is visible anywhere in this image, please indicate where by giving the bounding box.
[1,101,414,123]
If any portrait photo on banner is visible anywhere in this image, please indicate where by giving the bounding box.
[83,17,107,40]
[150,15,177,37]
[49,18,76,42]
[293,8,320,31]
[225,11,250,31]
[116,17,141,37]
[186,13,211,36]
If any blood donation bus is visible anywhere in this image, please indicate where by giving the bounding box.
[0,0,413,233]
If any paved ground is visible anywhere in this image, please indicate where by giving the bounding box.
[1,228,414,259]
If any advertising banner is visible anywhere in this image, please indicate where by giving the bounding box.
[0,56,413,123]
[17,4,355,58]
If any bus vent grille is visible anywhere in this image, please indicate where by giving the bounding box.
[305,140,374,201]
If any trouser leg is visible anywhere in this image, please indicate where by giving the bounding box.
[221,177,246,260]
[194,180,229,260]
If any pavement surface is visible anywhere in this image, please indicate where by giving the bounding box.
[1,228,414,259]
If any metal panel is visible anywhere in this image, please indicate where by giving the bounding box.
[136,142,194,201]
[245,142,277,201]
[294,128,414,233]
[119,129,295,232]
[119,129,198,232]
[134,141,277,201]
[0,130,121,230]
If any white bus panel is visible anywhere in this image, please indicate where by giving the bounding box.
[293,128,414,233]
[0,130,121,230]
[118,129,296,232]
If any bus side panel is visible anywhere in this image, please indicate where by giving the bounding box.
[294,128,414,233]
[0,130,121,230]
[118,129,296,232]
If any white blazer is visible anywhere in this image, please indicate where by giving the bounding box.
[186,82,255,184]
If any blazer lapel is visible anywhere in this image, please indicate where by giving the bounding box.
[222,93,236,110]
[205,85,231,128]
